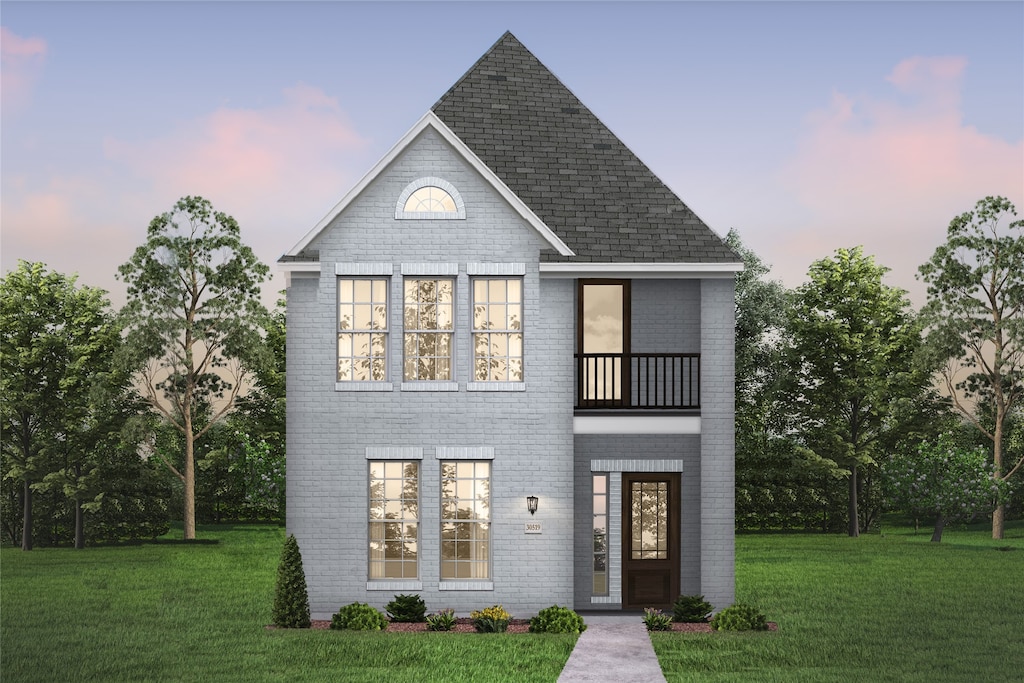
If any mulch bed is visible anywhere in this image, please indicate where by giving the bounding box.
[301,618,776,633]
[308,618,532,633]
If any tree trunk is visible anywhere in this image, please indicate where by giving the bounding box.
[21,480,33,551]
[993,412,1004,539]
[74,498,85,549]
[184,420,196,540]
[847,465,859,538]
[931,514,945,543]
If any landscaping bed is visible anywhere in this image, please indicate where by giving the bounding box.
[309,618,532,633]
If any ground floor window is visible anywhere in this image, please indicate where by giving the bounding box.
[440,461,490,579]
[593,473,608,594]
[368,461,419,579]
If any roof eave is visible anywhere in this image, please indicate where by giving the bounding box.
[539,262,744,279]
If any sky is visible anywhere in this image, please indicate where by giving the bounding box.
[2,1,1022,310]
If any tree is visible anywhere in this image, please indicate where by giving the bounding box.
[273,534,311,628]
[787,247,929,537]
[918,196,1024,539]
[117,196,270,539]
[883,433,1008,542]
[727,230,848,531]
[1,262,119,550]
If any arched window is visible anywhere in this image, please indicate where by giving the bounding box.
[395,177,466,219]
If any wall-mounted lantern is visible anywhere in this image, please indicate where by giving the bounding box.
[526,495,539,515]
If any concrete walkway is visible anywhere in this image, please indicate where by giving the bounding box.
[557,614,667,683]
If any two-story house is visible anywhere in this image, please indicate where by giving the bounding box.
[279,32,741,619]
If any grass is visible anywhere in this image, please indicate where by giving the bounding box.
[0,524,575,682]
[2,522,1022,682]
[653,520,1024,683]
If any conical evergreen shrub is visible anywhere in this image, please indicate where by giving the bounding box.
[272,534,311,628]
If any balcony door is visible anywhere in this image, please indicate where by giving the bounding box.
[578,280,630,406]
[622,473,680,609]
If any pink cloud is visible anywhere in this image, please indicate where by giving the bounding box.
[777,56,1024,303]
[104,84,368,206]
[1,26,47,113]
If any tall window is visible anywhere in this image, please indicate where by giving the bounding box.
[368,461,419,579]
[338,278,388,382]
[472,278,523,382]
[440,461,490,580]
[593,474,608,595]
[404,278,454,381]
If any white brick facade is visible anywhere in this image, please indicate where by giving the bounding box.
[283,100,737,620]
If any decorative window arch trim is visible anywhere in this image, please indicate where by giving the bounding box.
[395,177,466,220]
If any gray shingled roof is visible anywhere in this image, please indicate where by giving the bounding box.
[432,32,739,264]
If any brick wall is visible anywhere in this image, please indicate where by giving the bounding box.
[286,128,576,618]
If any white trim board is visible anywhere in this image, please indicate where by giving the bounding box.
[574,415,701,435]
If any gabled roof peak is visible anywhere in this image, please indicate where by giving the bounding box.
[432,32,740,264]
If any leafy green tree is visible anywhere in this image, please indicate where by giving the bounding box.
[787,247,929,537]
[727,230,847,531]
[918,196,1024,539]
[117,196,270,539]
[1,262,119,550]
[228,296,286,520]
[883,433,1008,542]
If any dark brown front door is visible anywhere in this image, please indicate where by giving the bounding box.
[622,473,680,609]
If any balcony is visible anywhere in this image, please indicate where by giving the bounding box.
[575,353,700,410]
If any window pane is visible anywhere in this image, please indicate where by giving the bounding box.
[354,279,371,301]
[339,304,353,331]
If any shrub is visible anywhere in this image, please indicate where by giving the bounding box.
[710,604,768,631]
[271,534,310,628]
[425,608,457,632]
[386,594,426,623]
[642,607,673,632]
[529,605,587,634]
[330,602,388,631]
[672,594,713,623]
[471,604,511,633]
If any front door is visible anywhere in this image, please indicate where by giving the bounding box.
[622,473,680,609]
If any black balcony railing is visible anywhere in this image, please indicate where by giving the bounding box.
[575,353,700,410]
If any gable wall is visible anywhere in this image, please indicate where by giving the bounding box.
[286,128,576,618]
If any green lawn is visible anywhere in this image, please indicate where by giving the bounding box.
[653,521,1024,683]
[2,522,1022,682]
[0,525,574,682]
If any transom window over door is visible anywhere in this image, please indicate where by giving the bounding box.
[338,278,388,382]
[404,278,454,381]
[472,278,523,382]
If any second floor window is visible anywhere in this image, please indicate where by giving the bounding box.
[472,278,523,382]
[403,278,454,381]
[338,278,388,382]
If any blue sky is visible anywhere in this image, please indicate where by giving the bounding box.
[3,1,1022,307]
